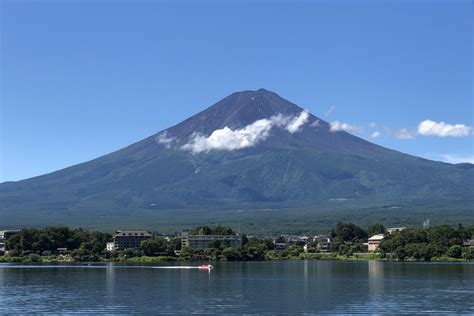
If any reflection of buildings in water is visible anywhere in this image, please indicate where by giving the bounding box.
[304,259,308,282]
[106,263,115,300]
[303,260,308,303]
[310,262,335,310]
[368,261,385,295]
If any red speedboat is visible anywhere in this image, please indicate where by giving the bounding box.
[199,264,213,270]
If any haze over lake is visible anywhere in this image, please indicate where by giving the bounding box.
[1,261,473,314]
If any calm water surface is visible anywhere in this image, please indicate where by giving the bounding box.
[0,261,473,314]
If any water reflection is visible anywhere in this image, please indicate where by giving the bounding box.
[368,260,385,295]
[0,261,472,314]
[105,263,115,305]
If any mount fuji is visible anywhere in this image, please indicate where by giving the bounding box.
[1,89,472,231]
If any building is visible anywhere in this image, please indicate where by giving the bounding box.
[282,235,309,243]
[112,231,152,250]
[274,242,289,250]
[0,230,21,240]
[106,242,116,251]
[386,227,407,234]
[181,230,242,249]
[0,230,21,254]
[463,239,474,249]
[314,235,332,252]
[368,234,385,252]
[57,248,68,254]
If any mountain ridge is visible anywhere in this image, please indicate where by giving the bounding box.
[1,89,472,230]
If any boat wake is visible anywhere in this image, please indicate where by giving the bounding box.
[153,264,213,270]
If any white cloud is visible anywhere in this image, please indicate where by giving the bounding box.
[424,153,474,164]
[155,131,176,148]
[325,105,336,117]
[181,111,309,153]
[181,120,273,153]
[329,121,359,133]
[371,131,381,138]
[369,122,377,128]
[286,110,309,133]
[417,120,471,137]
[310,119,321,127]
[395,128,415,139]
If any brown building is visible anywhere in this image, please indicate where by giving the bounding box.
[181,230,242,249]
[113,230,152,250]
[368,234,385,252]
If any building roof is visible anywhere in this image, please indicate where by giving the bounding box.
[0,230,21,235]
[368,234,385,241]
[114,231,151,237]
[386,227,407,233]
[463,239,474,247]
[314,235,331,242]
[187,234,241,239]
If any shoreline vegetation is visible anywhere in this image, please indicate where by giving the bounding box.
[1,223,473,264]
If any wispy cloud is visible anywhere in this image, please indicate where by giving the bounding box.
[329,121,359,133]
[310,119,321,127]
[155,131,176,148]
[395,128,416,139]
[324,105,336,117]
[368,122,377,128]
[181,111,309,153]
[371,131,381,138]
[417,120,471,137]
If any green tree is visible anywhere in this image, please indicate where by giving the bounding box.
[141,237,169,256]
[337,243,353,257]
[405,243,432,260]
[446,245,462,258]
[367,224,386,237]
[394,246,407,261]
[190,225,236,236]
[331,222,367,243]
[462,248,474,260]
[191,226,212,235]
[288,244,303,258]
[221,247,241,261]
[211,225,235,235]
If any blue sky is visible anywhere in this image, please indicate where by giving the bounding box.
[1,0,472,182]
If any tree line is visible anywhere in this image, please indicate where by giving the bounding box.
[378,224,474,260]
[5,227,112,262]
[2,223,473,262]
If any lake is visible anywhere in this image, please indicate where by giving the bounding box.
[0,261,473,314]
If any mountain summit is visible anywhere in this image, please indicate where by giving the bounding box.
[1,89,472,230]
[155,88,377,154]
[161,88,309,142]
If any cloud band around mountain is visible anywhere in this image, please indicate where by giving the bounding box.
[181,111,309,153]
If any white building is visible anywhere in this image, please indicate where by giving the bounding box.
[106,242,116,251]
[386,227,407,234]
[0,230,21,254]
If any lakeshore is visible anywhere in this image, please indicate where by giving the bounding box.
[1,252,471,264]
[1,223,473,263]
